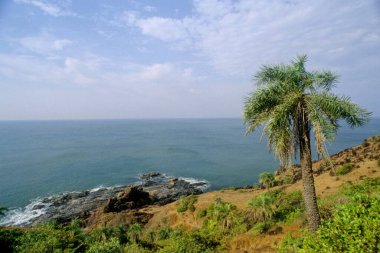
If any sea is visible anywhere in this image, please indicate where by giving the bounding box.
[0,118,379,225]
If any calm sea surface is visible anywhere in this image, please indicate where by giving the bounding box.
[0,118,379,208]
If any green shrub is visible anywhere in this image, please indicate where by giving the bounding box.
[335,162,353,175]
[16,222,86,253]
[247,189,284,222]
[279,193,380,253]
[196,209,207,218]
[87,237,121,253]
[247,189,304,225]
[158,227,173,240]
[177,195,197,213]
[283,175,294,185]
[0,228,23,253]
[157,231,216,253]
[248,192,276,222]
[274,190,304,222]
[251,221,272,234]
[259,172,275,190]
[124,243,151,253]
[342,177,380,196]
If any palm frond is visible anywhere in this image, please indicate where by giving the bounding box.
[263,92,301,165]
[309,92,372,128]
[311,70,338,91]
[254,64,296,87]
[291,54,307,72]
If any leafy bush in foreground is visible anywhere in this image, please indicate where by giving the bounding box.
[0,228,23,253]
[279,178,380,253]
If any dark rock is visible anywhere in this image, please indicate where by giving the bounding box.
[140,172,162,180]
[104,186,151,213]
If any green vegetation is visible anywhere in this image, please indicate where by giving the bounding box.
[282,175,294,185]
[0,178,378,252]
[176,195,197,213]
[279,178,380,253]
[335,162,353,175]
[259,172,275,190]
[247,189,305,231]
[243,55,371,232]
[0,228,23,253]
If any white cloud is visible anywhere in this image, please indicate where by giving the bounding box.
[18,33,72,55]
[129,0,380,77]
[136,17,190,42]
[14,0,76,17]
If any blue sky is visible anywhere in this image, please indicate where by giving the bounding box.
[0,0,379,120]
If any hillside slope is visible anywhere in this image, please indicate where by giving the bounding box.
[84,136,380,252]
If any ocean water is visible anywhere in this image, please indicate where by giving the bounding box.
[0,118,379,210]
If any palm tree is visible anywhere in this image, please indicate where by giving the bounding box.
[259,172,275,190]
[243,55,371,232]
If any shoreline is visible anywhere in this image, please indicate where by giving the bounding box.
[0,173,209,227]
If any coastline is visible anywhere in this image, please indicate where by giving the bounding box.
[0,173,209,227]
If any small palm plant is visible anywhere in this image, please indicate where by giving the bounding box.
[244,55,370,232]
[259,172,275,190]
[128,223,142,243]
[248,193,276,222]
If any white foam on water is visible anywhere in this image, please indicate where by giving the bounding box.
[179,177,210,191]
[89,185,121,193]
[0,198,51,226]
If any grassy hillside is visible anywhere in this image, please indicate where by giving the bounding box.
[1,136,379,252]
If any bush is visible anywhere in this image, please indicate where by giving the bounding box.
[0,228,23,253]
[274,190,304,222]
[177,195,197,213]
[157,231,215,253]
[16,222,86,253]
[87,237,121,253]
[248,192,277,222]
[259,172,275,190]
[335,162,353,175]
[247,189,304,225]
[279,190,380,252]
[196,209,207,218]
[158,227,173,240]
[251,221,272,234]
[283,175,294,185]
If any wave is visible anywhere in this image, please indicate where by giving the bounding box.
[179,177,210,191]
[89,184,122,193]
[0,198,51,226]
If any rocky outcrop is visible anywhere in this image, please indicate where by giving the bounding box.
[104,186,151,213]
[22,173,208,226]
[141,173,205,205]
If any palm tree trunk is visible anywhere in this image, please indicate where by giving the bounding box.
[299,107,321,232]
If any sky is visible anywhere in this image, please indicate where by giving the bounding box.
[0,0,379,120]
